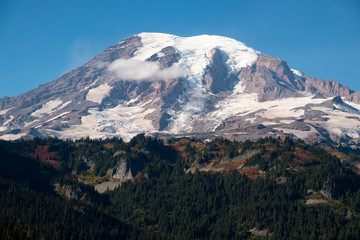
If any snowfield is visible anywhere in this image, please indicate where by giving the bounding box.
[51,99,157,141]
[86,84,112,104]
[31,99,63,118]
[134,32,260,84]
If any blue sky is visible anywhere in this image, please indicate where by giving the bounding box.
[0,0,359,98]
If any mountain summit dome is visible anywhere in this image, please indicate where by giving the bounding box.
[133,32,260,80]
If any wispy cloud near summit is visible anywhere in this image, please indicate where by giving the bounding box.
[107,59,184,81]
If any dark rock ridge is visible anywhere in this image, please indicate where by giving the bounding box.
[237,55,353,102]
[204,48,237,94]
[304,77,352,98]
[346,92,360,104]
[146,46,180,68]
[238,55,303,102]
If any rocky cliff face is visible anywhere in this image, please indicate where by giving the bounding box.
[107,158,133,180]
[0,33,359,146]
[346,92,360,104]
[238,55,303,102]
[304,77,352,98]
[203,48,237,94]
[146,46,181,68]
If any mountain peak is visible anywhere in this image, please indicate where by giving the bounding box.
[0,33,359,146]
[132,32,260,82]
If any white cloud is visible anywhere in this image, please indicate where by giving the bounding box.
[107,59,184,81]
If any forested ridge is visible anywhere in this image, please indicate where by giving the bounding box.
[1,135,360,239]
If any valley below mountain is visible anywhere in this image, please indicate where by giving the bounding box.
[1,135,360,239]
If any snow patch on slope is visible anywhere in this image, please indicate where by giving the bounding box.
[31,99,63,118]
[86,84,112,104]
[167,94,327,135]
[0,115,14,131]
[311,106,360,138]
[0,133,27,141]
[345,101,360,111]
[0,108,13,116]
[24,119,40,128]
[273,127,314,139]
[57,101,72,110]
[2,115,14,126]
[52,99,156,141]
[291,69,306,81]
[44,112,70,124]
[205,95,328,132]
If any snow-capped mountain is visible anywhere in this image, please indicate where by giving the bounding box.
[1,33,360,146]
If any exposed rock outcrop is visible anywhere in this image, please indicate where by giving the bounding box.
[304,77,352,98]
[107,158,133,180]
[65,186,82,200]
[146,46,180,68]
[305,199,327,205]
[346,92,360,104]
[249,227,269,237]
[203,48,237,94]
[95,181,122,193]
[238,55,302,101]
